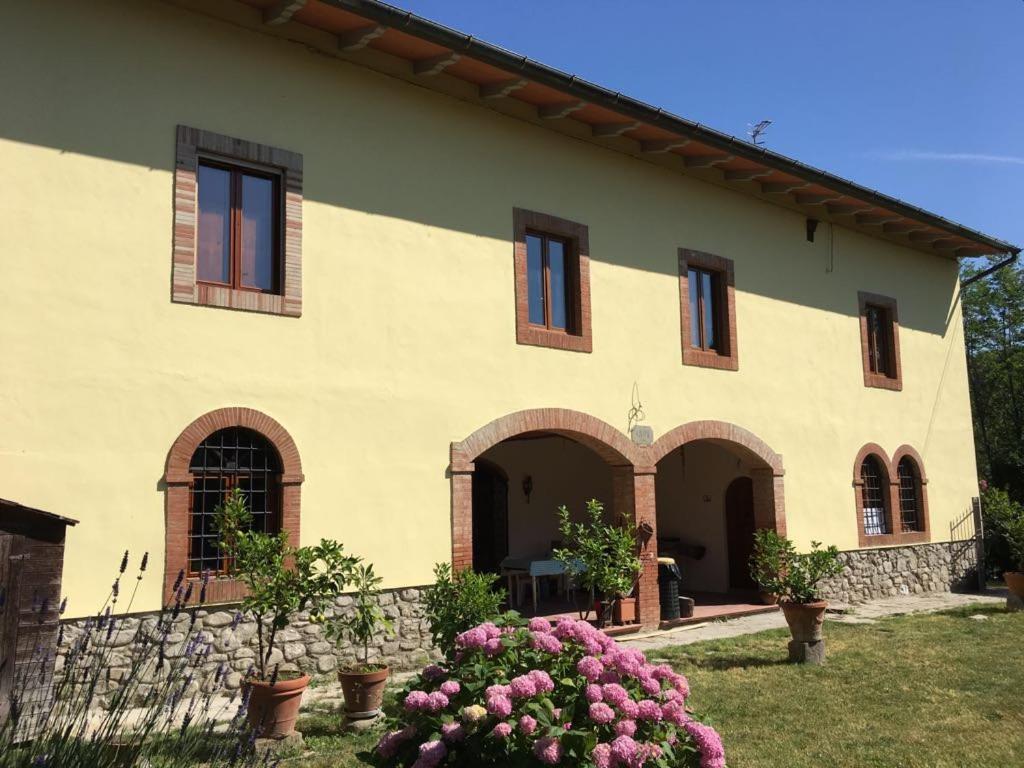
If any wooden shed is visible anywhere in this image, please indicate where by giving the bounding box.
[0,498,77,728]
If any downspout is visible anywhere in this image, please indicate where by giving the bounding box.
[961,252,1020,287]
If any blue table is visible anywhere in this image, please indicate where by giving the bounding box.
[500,556,569,613]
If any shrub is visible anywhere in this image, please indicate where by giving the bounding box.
[373,616,724,768]
[749,530,842,604]
[327,562,394,672]
[423,563,507,660]
[982,486,1024,573]
[554,500,641,617]
[0,552,265,767]
[214,487,360,680]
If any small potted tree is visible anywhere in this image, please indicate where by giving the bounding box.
[214,489,359,738]
[750,530,843,661]
[328,563,394,719]
[554,499,641,626]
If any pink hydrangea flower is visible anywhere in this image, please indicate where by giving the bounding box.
[486,684,511,698]
[528,617,553,633]
[601,683,629,706]
[577,656,604,682]
[439,680,461,697]
[426,691,449,712]
[509,674,538,699]
[585,684,603,703]
[534,736,563,765]
[615,719,637,737]
[531,632,563,654]
[610,735,639,765]
[421,665,445,682]
[455,627,488,649]
[479,622,501,639]
[685,720,726,768]
[529,669,555,694]
[640,676,661,696]
[404,691,430,711]
[618,699,639,719]
[486,694,512,718]
[662,700,688,726]
[599,670,621,684]
[412,740,447,768]
[483,638,504,657]
[441,722,465,743]
[592,743,612,768]
[490,722,512,739]
[671,673,690,699]
[588,702,616,725]
[637,699,663,722]
[518,714,537,735]
[375,726,415,758]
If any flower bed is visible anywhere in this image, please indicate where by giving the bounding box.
[374,616,725,767]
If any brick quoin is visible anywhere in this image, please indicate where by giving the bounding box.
[450,411,787,630]
[163,407,304,605]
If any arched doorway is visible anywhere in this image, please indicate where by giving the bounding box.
[471,459,509,575]
[725,477,756,590]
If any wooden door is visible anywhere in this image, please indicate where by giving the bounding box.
[725,477,757,590]
[472,461,509,574]
[0,534,22,725]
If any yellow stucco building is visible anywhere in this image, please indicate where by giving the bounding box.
[1,0,1018,661]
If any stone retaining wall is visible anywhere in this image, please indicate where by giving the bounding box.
[818,539,980,604]
[56,586,436,700]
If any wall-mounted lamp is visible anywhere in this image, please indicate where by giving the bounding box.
[522,475,534,504]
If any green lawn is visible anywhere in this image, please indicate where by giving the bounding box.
[282,605,1024,767]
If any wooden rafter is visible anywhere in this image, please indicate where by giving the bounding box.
[538,101,586,119]
[640,138,691,153]
[262,0,307,25]
[760,181,810,195]
[338,24,386,51]
[592,122,640,137]
[683,154,732,169]
[413,52,461,76]
[722,168,773,182]
[794,192,844,206]
[479,78,528,99]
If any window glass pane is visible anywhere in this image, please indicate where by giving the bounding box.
[197,164,231,284]
[549,239,567,330]
[688,269,701,348]
[867,305,890,375]
[860,457,890,535]
[240,174,276,290]
[702,270,717,350]
[526,234,545,325]
[897,458,920,532]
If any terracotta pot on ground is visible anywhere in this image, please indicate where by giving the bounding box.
[339,666,390,717]
[780,600,828,642]
[246,674,311,739]
[1005,571,1024,601]
[613,596,637,625]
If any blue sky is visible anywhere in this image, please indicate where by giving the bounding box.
[397,0,1023,251]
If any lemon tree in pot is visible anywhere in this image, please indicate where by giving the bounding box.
[214,489,359,738]
[750,530,843,663]
[328,562,394,719]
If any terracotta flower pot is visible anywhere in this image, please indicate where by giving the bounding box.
[1005,571,1024,600]
[339,665,390,717]
[246,673,310,739]
[613,597,637,625]
[780,600,828,642]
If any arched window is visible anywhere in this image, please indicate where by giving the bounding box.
[860,455,890,536]
[896,457,924,533]
[188,427,282,575]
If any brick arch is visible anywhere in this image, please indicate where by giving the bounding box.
[450,408,641,471]
[163,407,304,604]
[853,443,890,484]
[891,444,928,484]
[645,420,786,536]
[890,444,930,544]
[645,420,784,474]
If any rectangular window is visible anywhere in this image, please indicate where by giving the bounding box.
[525,231,574,333]
[197,160,281,294]
[858,292,902,390]
[688,267,720,351]
[679,249,738,370]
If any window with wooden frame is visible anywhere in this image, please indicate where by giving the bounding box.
[513,208,592,352]
[857,292,902,390]
[853,444,930,547]
[678,249,738,370]
[896,457,923,533]
[859,455,891,537]
[174,126,303,317]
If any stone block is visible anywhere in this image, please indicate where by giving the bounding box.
[1007,593,1024,613]
[788,639,825,665]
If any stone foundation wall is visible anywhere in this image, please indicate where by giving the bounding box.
[56,586,436,699]
[818,539,980,604]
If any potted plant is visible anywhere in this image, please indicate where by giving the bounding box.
[328,563,394,718]
[554,499,641,626]
[982,486,1024,607]
[749,530,843,660]
[214,489,359,738]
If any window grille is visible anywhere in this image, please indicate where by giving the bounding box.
[897,457,921,532]
[860,456,889,536]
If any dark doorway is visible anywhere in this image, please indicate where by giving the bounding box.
[725,476,757,590]
[472,460,509,574]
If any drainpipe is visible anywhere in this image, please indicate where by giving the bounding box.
[961,252,1019,287]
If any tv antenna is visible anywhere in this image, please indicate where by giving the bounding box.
[748,119,773,146]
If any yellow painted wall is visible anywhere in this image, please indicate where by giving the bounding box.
[0,0,979,617]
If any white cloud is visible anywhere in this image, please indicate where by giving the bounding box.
[870,150,1024,166]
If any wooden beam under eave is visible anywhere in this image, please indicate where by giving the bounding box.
[908,231,945,244]
[825,202,873,217]
[760,181,810,195]
[480,78,528,99]
[263,0,307,25]
[683,154,732,169]
[640,138,691,153]
[413,52,461,76]
[855,212,902,227]
[882,221,923,235]
[338,25,386,51]
[794,192,843,207]
[723,168,773,182]
[592,122,640,137]
[538,101,586,119]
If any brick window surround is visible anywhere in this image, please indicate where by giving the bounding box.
[678,249,739,371]
[173,126,303,317]
[853,443,929,548]
[163,407,303,605]
[857,291,902,391]
[512,208,592,353]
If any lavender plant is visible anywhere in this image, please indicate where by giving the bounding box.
[0,551,271,768]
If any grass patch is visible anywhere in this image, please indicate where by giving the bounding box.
[282,606,1024,767]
